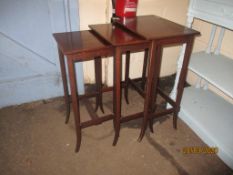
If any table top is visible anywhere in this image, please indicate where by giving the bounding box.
[53,30,111,55]
[114,15,200,40]
[89,23,146,46]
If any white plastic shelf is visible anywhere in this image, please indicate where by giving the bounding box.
[179,87,233,169]
[189,51,233,98]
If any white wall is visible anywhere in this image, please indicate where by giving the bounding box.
[0,0,84,108]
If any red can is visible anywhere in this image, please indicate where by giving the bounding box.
[116,0,138,18]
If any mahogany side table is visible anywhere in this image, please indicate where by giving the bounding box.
[89,23,151,145]
[53,30,114,152]
[113,15,200,140]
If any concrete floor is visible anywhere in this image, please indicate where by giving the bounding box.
[0,84,232,175]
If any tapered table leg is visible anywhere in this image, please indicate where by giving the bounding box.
[139,42,162,141]
[58,49,70,124]
[67,58,82,152]
[94,57,104,113]
[148,46,163,133]
[141,49,149,90]
[173,36,194,129]
[124,51,130,104]
[113,48,122,146]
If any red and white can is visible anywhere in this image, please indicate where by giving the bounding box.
[116,0,138,18]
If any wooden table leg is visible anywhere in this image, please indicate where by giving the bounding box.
[67,58,82,152]
[148,45,163,133]
[124,49,149,102]
[94,57,104,113]
[113,47,122,146]
[173,36,194,129]
[124,51,130,104]
[138,42,162,141]
[58,48,70,124]
[141,48,149,90]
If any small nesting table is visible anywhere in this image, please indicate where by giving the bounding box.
[53,30,114,152]
[89,23,151,145]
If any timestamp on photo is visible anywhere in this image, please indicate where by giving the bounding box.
[182,146,218,154]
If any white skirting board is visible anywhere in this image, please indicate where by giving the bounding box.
[179,87,233,169]
[0,73,63,108]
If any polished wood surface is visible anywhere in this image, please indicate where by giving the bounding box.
[54,15,200,152]
[89,23,151,146]
[53,30,111,55]
[54,30,114,152]
[111,15,200,141]
[114,15,200,40]
[89,23,145,46]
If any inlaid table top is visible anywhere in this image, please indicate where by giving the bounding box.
[89,23,146,46]
[53,30,111,55]
[114,15,200,40]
